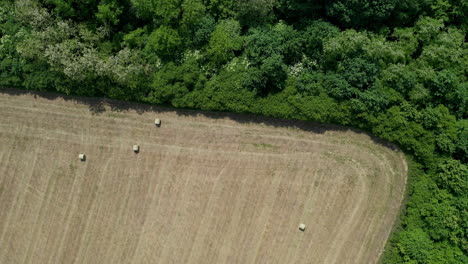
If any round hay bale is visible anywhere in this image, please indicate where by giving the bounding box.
[299,223,306,231]
[155,118,161,127]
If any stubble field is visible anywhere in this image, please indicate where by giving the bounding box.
[0,89,407,264]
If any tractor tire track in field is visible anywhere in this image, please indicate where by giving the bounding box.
[0,90,407,264]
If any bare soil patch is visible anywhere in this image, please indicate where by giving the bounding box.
[0,89,407,264]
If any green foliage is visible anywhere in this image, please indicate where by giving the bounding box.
[419,28,466,71]
[129,0,181,25]
[204,0,236,19]
[337,57,379,91]
[300,20,340,61]
[437,159,467,196]
[191,16,216,47]
[96,0,123,26]
[414,17,445,43]
[0,2,25,87]
[44,0,99,20]
[380,64,417,96]
[325,0,397,28]
[145,26,182,61]
[244,22,302,92]
[181,0,206,30]
[397,227,434,263]
[288,92,353,124]
[236,0,277,26]
[186,64,257,112]
[402,171,467,259]
[128,0,155,20]
[323,73,357,99]
[206,19,242,66]
[454,120,468,162]
[21,63,68,92]
[146,58,206,105]
[2,0,467,262]
[153,0,182,26]
[123,28,147,49]
[367,103,437,164]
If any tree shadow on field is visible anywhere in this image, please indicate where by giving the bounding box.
[0,87,400,152]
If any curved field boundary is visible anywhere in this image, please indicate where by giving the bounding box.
[0,89,407,264]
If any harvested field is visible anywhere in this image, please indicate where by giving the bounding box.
[0,89,407,264]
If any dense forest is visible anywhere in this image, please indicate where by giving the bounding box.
[0,0,467,262]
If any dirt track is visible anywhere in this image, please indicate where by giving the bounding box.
[0,89,407,264]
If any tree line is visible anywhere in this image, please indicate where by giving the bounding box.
[0,0,466,262]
